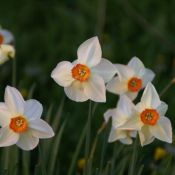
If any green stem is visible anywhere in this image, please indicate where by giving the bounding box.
[12,57,16,86]
[89,122,106,159]
[84,101,92,175]
[160,78,175,97]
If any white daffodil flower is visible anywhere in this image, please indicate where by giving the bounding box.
[104,95,137,145]
[0,86,54,151]
[118,83,172,146]
[51,36,116,102]
[0,28,14,45]
[0,44,15,64]
[106,57,155,100]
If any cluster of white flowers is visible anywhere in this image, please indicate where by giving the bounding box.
[51,36,172,146]
[0,27,54,150]
[0,27,15,64]
[0,32,172,150]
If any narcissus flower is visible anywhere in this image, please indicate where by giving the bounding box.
[0,27,15,65]
[106,57,155,100]
[104,95,137,144]
[51,36,116,102]
[0,86,54,150]
[0,44,15,64]
[119,83,172,146]
[0,28,14,45]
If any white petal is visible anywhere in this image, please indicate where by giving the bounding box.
[5,86,25,115]
[0,127,19,147]
[141,68,155,87]
[128,56,145,75]
[64,81,89,102]
[51,61,74,87]
[150,116,172,143]
[117,95,137,119]
[112,109,128,128]
[77,37,102,67]
[106,77,127,95]
[0,29,14,44]
[129,130,137,138]
[0,45,15,64]
[141,83,161,108]
[16,131,39,151]
[115,64,134,80]
[108,128,126,143]
[29,119,54,138]
[156,102,168,116]
[103,109,114,122]
[84,74,106,102]
[119,137,133,145]
[0,103,11,127]
[24,100,43,121]
[91,58,117,83]
[118,115,143,130]
[125,91,138,101]
[139,126,155,146]
[136,102,145,113]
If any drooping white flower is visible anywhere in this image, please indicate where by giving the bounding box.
[0,44,15,64]
[0,28,14,45]
[0,86,54,151]
[104,95,137,144]
[106,57,155,100]
[0,28,15,65]
[118,83,172,146]
[51,36,116,102]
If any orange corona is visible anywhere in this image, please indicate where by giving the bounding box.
[128,77,142,92]
[72,64,90,82]
[9,116,28,133]
[0,34,4,44]
[140,109,159,126]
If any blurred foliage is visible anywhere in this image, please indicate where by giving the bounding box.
[0,0,175,174]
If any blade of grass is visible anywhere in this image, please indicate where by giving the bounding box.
[128,137,138,175]
[48,120,67,174]
[22,151,30,175]
[39,145,47,175]
[27,83,36,99]
[99,130,108,174]
[68,123,87,175]
[12,57,16,86]
[137,164,144,175]
[83,101,92,175]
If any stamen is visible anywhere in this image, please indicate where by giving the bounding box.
[9,116,28,133]
[128,77,142,92]
[72,64,90,82]
[140,109,159,125]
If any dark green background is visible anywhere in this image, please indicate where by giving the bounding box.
[0,0,175,174]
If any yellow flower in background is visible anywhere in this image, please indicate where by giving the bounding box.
[154,147,167,161]
[77,158,86,170]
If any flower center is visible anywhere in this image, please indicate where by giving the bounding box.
[140,109,159,126]
[71,64,90,82]
[9,116,28,133]
[0,34,4,44]
[128,77,142,92]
